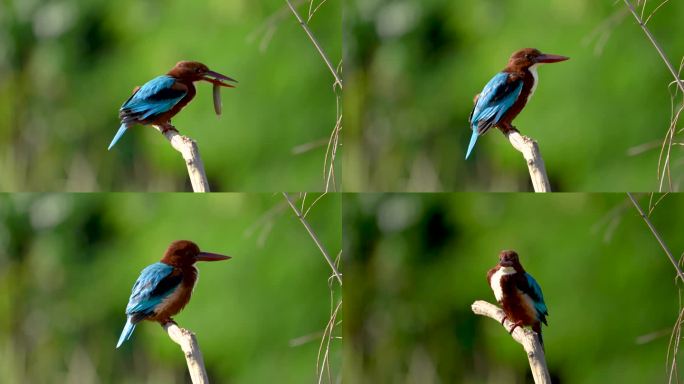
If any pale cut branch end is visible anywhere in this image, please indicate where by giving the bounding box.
[163,322,209,384]
[153,125,210,192]
[471,300,551,384]
[505,131,551,192]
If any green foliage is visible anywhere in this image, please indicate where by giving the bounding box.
[344,193,683,383]
[0,1,341,191]
[0,193,341,383]
[344,0,684,191]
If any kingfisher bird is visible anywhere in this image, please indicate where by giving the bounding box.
[466,48,569,159]
[487,250,548,347]
[108,61,237,150]
[116,240,231,348]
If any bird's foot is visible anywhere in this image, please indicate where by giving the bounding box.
[508,320,523,334]
[160,318,177,326]
[159,123,178,133]
[498,124,519,135]
[500,315,508,326]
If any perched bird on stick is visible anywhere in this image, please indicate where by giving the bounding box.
[109,61,237,150]
[487,250,548,347]
[116,240,231,348]
[466,48,568,159]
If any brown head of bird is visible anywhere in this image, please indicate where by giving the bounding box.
[161,240,231,267]
[498,250,520,268]
[506,48,569,71]
[167,61,237,88]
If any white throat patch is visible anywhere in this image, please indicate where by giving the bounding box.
[527,64,539,103]
[489,266,516,302]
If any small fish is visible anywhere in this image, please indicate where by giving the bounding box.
[213,82,222,116]
[108,61,237,150]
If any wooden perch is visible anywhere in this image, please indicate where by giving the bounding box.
[505,131,551,192]
[163,322,209,384]
[153,124,210,192]
[471,300,550,384]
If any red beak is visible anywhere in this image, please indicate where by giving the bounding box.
[204,70,237,88]
[536,54,569,64]
[195,251,231,262]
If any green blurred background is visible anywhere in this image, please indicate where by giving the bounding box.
[0,0,341,192]
[344,193,683,383]
[344,0,684,191]
[0,193,341,383]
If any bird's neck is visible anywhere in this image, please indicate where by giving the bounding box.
[160,258,197,270]
[169,264,198,287]
[526,64,539,101]
[181,80,197,96]
[503,64,537,81]
[503,65,539,103]
[173,78,197,89]
[497,263,525,275]
[182,265,198,286]
[489,265,517,301]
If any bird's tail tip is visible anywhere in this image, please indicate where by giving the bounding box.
[533,324,545,350]
[465,131,478,159]
[116,319,136,349]
[108,125,128,151]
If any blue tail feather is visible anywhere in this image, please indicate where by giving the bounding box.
[108,124,128,150]
[116,319,136,348]
[465,130,478,159]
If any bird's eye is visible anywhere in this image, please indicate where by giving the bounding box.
[196,68,202,73]
[524,54,531,60]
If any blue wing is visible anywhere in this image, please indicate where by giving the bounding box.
[469,72,523,135]
[119,75,187,124]
[524,272,548,324]
[125,262,181,317]
[116,262,180,348]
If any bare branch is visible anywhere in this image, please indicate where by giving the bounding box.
[285,0,343,89]
[316,299,342,384]
[667,305,684,383]
[324,93,342,192]
[153,125,210,192]
[624,0,684,192]
[163,322,208,384]
[623,0,684,95]
[644,0,671,25]
[282,193,343,285]
[505,131,551,192]
[657,77,684,191]
[308,0,330,22]
[471,300,550,384]
[627,192,684,282]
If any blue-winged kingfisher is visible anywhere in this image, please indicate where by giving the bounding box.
[487,250,548,347]
[466,48,569,159]
[116,240,230,348]
[108,61,237,150]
